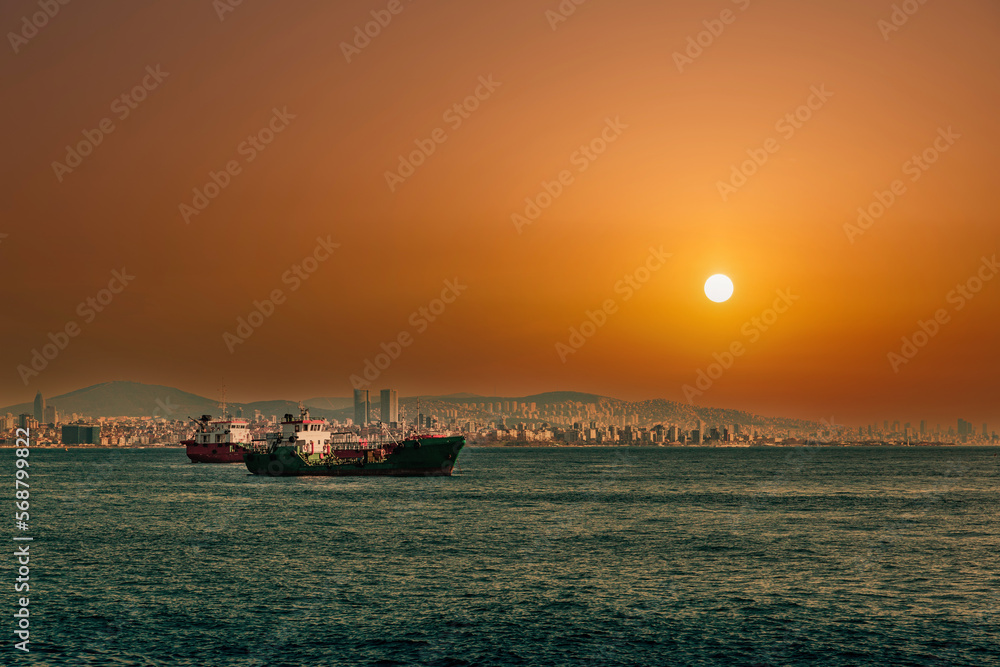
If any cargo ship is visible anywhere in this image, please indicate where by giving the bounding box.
[184,414,255,463]
[244,409,465,476]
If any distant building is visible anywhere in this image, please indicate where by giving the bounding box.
[353,389,369,426]
[43,405,57,425]
[380,389,398,425]
[33,391,45,423]
[62,424,102,445]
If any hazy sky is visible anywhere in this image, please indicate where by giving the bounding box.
[2,0,998,428]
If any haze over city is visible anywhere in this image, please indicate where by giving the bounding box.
[3,0,998,429]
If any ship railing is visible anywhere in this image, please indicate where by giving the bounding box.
[247,439,273,454]
[252,433,447,453]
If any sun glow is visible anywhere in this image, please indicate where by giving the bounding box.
[704,274,734,303]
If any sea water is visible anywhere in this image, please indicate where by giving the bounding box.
[11,446,1000,666]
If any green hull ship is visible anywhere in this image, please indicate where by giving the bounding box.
[243,409,465,477]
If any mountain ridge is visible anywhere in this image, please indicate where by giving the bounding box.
[3,381,820,429]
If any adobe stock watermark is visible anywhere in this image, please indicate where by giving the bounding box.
[512,117,628,234]
[843,126,960,243]
[555,246,670,362]
[179,106,296,223]
[887,254,997,373]
[716,84,833,202]
[51,65,170,183]
[350,278,468,389]
[385,76,501,192]
[213,0,245,21]
[16,268,136,385]
[878,0,932,41]
[673,0,752,73]
[682,288,800,403]
[152,396,179,419]
[7,0,72,54]
[545,0,590,30]
[340,0,415,63]
[223,236,340,353]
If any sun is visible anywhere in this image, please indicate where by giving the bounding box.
[704,274,734,303]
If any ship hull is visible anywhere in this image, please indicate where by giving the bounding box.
[185,440,250,463]
[244,436,465,476]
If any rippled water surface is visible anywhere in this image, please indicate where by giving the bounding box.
[12,446,1000,666]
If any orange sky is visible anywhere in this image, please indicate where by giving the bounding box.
[2,0,998,428]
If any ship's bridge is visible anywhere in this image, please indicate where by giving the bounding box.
[281,419,331,436]
[194,418,252,445]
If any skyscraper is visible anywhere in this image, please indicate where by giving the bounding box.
[33,391,45,423]
[380,389,398,424]
[692,420,704,445]
[353,389,369,426]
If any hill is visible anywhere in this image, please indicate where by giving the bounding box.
[3,382,219,419]
[2,382,345,421]
[2,382,820,430]
[302,397,354,411]
[434,391,611,405]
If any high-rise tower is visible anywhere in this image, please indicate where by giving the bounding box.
[33,391,45,423]
[380,389,398,424]
[353,389,370,426]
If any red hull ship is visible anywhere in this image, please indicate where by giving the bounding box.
[183,414,254,463]
[185,441,249,463]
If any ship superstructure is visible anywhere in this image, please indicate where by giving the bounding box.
[244,407,465,476]
[183,414,254,463]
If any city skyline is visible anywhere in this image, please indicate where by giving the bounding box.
[3,382,994,437]
[5,384,993,450]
